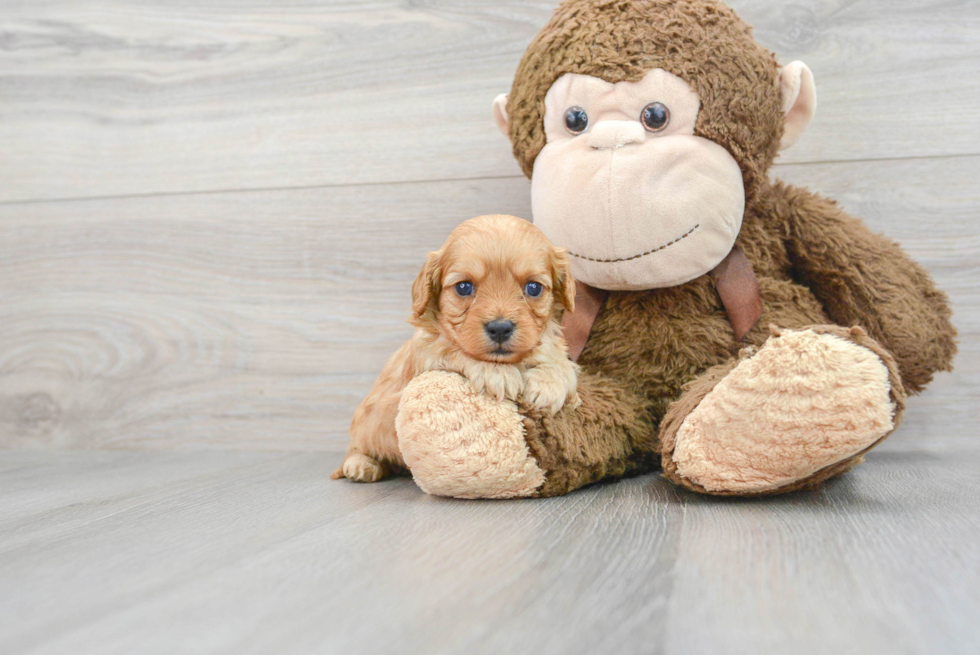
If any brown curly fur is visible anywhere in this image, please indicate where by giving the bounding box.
[507,0,784,204]
[501,0,957,497]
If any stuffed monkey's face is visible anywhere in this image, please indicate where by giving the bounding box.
[531,69,745,290]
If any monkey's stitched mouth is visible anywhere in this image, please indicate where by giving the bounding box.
[567,224,699,263]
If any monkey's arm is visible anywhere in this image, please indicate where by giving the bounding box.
[396,369,660,498]
[518,371,660,496]
[774,181,956,392]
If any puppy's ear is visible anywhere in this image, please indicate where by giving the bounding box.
[551,247,576,313]
[411,251,442,319]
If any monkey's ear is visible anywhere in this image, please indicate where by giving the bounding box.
[492,94,510,138]
[411,251,442,320]
[552,247,576,314]
[778,61,817,150]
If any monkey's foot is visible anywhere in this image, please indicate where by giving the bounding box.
[660,326,906,495]
[395,371,546,499]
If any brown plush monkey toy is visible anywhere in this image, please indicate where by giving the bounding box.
[393,0,957,498]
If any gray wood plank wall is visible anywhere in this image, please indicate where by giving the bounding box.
[1,0,978,451]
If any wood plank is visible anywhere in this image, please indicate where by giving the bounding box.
[0,156,976,451]
[0,176,534,450]
[0,449,977,654]
[1,0,978,202]
[661,449,980,655]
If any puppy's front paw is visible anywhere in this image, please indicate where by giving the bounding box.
[466,363,524,402]
[340,453,385,483]
[522,366,578,416]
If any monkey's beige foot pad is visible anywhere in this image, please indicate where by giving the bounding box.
[396,371,546,499]
[670,328,897,493]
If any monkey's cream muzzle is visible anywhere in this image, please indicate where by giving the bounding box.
[530,70,745,291]
[533,131,743,290]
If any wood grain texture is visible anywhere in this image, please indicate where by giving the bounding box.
[0,176,531,450]
[0,449,977,654]
[1,3,977,652]
[0,156,977,451]
[1,0,978,202]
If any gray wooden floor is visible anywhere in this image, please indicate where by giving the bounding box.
[2,448,978,654]
[1,1,979,653]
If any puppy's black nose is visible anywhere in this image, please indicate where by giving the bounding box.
[485,319,516,344]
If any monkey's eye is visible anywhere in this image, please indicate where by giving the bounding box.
[454,281,474,297]
[641,102,670,132]
[564,106,589,134]
[524,281,543,297]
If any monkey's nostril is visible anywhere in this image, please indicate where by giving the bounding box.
[484,320,516,344]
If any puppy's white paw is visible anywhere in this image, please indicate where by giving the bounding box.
[522,365,579,416]
[341,453,384,483]
[466,363,524,402]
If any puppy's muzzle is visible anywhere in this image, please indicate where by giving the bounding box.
[484,319,516,345]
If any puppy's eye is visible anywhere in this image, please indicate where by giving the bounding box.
[524,281,543,297]
[641,102,670,132]
[454,281,474,297]
[564,106,588,135]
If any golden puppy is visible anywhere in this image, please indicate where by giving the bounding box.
[332,214,580,483]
